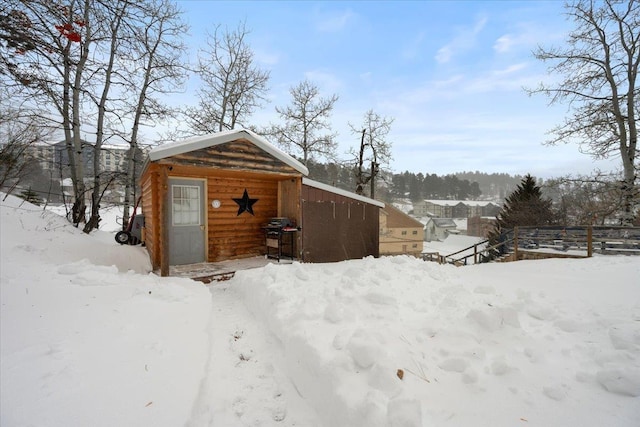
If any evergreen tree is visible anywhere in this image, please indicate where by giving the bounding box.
[18,188,43,206]
[488,174,555,256]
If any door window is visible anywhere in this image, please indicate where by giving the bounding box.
[172,185,201,226]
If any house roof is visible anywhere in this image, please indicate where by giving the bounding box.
[148,128,309,176]
[430,218,458,228]
[422,199,498,207]
[302,178,385,208]
[382,203,423,228]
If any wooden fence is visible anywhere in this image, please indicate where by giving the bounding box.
[424,225,640,266]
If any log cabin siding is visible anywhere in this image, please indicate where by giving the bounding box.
[140,164,159,270]
[205,175,279,262]
[155,139,301,176]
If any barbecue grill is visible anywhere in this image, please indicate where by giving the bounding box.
[264,217,296,261]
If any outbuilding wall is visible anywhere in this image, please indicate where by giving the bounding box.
[301,184,380,262]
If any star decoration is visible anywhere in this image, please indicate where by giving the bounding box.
[233,189,258,216]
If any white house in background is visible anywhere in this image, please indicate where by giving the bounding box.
[424,217,458,241]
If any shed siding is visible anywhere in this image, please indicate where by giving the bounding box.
[301,184,379,262]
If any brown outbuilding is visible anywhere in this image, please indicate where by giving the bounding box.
[139,129,383,276]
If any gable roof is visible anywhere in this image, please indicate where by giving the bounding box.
[430,218,457,228]
[148,128,309,175]
[423,199,498,207]
[382,203,423,228]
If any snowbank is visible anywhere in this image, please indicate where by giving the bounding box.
[234,255,640,426]
[1,194,212,427]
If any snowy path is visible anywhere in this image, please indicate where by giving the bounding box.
[185,282,319,426]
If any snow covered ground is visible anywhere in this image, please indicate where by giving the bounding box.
[1,193,639,426]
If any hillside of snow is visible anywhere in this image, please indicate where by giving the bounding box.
[1,193,639,426]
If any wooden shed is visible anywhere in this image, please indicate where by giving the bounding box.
[139,129,382,276]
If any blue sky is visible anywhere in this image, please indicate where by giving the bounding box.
[171,0,620,178]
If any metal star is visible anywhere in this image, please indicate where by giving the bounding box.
[233,189,258,216]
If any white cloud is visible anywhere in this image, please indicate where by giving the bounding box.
[494,34,514,53]
[435,14,488,64]
[435,46,453,64]
[315,9,355,32]
[493,63,527,75]
[493,21,566,55]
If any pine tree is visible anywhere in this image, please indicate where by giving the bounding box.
[18,188,43,206]
[488,174,555,257]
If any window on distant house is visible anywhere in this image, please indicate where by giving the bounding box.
[412,230,418,235]
[401,230,407,235]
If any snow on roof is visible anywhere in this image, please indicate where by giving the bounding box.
[148,128,309,176]
[430,218,457,228]
[302,178,385,208]
[423,199,498,207]
[382,204,423,228]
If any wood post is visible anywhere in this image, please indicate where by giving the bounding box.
[160,166,169,277]
[587,225,593,257]
[513,227,519,261]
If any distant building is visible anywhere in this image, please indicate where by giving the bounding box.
[466,216,497,238]
[22,140,147,204]
[379,204,424,257]
[424,217,458,241]
[413,199,500,218]
[25,142,57,171]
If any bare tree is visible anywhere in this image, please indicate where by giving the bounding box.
[118,0,188,232]
[0,100,51,192]
[185,21,269,134]
[529,0,639,226]
[269,79,339,164]
[1,0,106,226]
[82,0,131,232]
[348,110,394,197]
[544,173,626,225]
[2,0,189,233]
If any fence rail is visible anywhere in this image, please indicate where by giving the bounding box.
[423,225,640,266]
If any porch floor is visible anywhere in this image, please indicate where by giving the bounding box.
[168,256,294,283]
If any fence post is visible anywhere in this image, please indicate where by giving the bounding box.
[513,227,518,261]
[587,225,593,257]
[474,244,477,264]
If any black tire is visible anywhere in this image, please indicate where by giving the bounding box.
[115,230,131,245]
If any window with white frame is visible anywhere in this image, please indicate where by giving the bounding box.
[172,185,200,226]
